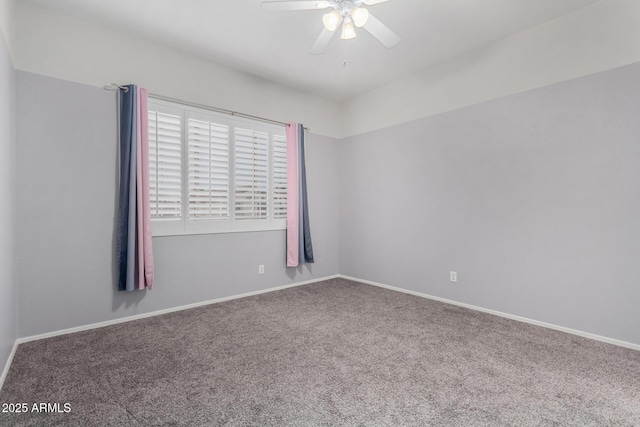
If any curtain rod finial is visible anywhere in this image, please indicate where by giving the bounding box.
[103,83,129,92]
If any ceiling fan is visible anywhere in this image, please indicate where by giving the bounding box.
[261,0,400,55]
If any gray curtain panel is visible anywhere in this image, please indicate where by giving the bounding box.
[298,124,314,264]
[116,84,138,291]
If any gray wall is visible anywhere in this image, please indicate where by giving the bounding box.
[339,62,640,345]
[16,72,340,337]
[0,30,17,372]
[14,64,640,346]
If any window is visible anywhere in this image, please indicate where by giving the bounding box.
[148,99,287,236]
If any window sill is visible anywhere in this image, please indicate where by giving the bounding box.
[151,220,286,237]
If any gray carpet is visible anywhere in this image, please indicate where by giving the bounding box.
[1,278,639,426]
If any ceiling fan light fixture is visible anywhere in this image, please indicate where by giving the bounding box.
[261,0,399,54]
[341,18,357,40]
[322,10,342,31]
[351,7,369,27]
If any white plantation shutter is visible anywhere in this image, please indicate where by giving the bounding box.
[234,128,269,220]
[188,118,230,220]
[148,98,287,236]
[148,110,182,220]
[272,134,287,219]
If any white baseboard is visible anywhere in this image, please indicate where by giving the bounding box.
[338,274,640,352]
[0,340,19,392]
[16,274,341,345]
[4,272,636,389]
[2,274,338,391]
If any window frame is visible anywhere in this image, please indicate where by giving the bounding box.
[148,98,287,237]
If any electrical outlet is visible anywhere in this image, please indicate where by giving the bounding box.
[450,271,457,283]
[258,265,265,275]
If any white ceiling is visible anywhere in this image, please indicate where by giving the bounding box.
[25,0,601,101]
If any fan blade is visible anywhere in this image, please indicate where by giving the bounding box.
[362,13,400,48]
[261,1,331,11]
[362,0,391,5]
[311,26,338,55]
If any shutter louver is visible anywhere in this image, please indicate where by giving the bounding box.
[235,128,269,220]
[188,119,230,220]
[148,110,182,220]
[272,134,287,220]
